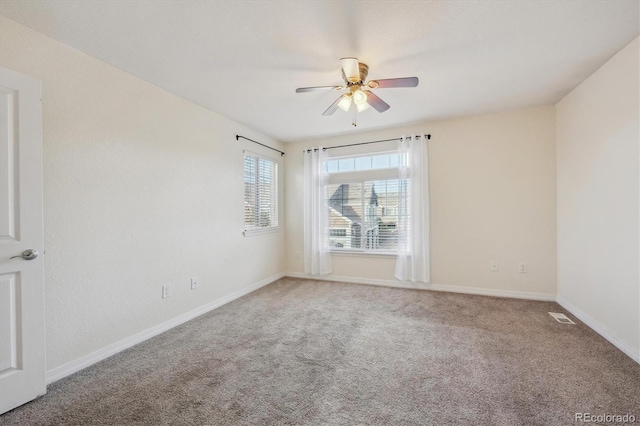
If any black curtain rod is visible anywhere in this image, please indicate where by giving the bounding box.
[236,135,285,156]
[303,134,431,153]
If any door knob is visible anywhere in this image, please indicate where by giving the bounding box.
[10,249,39,260]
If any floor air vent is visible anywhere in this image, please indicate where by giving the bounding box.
[549,312,575,324]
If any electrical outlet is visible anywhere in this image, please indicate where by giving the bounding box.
[162,285,171,298]
[191,277,199,290]
[519,263,527,273]
[490,261,499,272]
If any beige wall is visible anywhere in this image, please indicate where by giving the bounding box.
[286,106,557,299]
[0,17,286,371]
[556,36,639,361]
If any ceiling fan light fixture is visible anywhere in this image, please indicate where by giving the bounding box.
[338,94,352,111]
[340,57,361,83]
[356,100,370,112]
[352,88,367,106]
[296,58,416,120]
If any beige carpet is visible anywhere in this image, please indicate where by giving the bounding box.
[2,277,639,425]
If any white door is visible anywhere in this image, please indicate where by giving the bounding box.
[0,67,45,414]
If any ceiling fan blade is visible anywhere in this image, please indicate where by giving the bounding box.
[323,95,346,116]
[368,77,419,89]
[340,57,361,83]
[365,91,390,113]
[296,85,343,93]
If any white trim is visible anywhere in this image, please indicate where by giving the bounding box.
[327,168,399,183]
[284,272,556,301]
[45,272,285,385]
[556,296,640,364]
[243,226,279,236]
[330,250,396,258]
[243,149,280,162]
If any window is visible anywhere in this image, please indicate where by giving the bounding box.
[325,152,408,253]
[243,152,278,235]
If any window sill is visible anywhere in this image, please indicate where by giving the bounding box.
[243,226,279,237]
[330,250,397,258]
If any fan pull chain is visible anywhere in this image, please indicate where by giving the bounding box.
[352,109,357,127]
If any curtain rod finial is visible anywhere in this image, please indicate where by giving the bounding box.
[427,134,431,140]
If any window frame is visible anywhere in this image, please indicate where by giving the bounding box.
[324,151,406,255]
[243,150,279,236]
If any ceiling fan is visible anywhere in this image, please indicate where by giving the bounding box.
[296,57,419,119]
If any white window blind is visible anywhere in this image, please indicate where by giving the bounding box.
[324,151,409,254]
[244,152,278,234]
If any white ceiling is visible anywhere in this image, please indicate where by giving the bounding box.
[1,1,638,142]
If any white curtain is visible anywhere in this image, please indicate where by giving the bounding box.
[303,148,332,275]
[395,134,430,283]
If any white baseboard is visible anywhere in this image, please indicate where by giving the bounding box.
[284,272,556,301]
[556,296,640,364]
[46,272,285,385]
